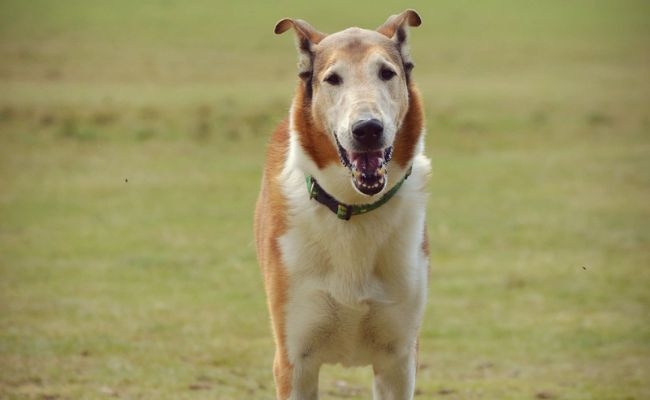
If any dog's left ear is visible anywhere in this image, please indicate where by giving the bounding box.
[377,9,422,78]
[274,18,326,83]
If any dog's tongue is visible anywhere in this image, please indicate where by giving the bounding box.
[351,151,383,173]
[349,151,387,196]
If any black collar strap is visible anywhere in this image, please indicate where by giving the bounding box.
[305,166,412,220]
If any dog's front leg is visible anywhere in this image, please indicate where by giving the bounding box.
[273,353,320,400]
[271,334,322,400]
[372,348,417,400]
[288,359,320,400]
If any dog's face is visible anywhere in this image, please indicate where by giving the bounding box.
[276,10,421,196]
[311,30,410,196]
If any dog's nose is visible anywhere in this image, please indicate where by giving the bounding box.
[351,119,384,149]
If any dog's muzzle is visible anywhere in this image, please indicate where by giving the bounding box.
[336,132,393,197]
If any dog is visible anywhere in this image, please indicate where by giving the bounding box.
[254,9,430,399]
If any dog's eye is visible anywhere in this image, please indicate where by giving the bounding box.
[324,73,342,86]
[379,67,396,81]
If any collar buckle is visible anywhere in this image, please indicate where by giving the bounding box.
[336,204,352,220]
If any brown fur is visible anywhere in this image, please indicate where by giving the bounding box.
[392,86,424,168]
[254,120,293,398]
[291,86,340,169]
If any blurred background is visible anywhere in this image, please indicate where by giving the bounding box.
[0,1,648,399]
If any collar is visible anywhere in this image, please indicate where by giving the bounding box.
[305,166,412,220]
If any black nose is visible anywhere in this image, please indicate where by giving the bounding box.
[351,119,384,149]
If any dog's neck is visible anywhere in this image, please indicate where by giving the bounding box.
[305,166,412,220]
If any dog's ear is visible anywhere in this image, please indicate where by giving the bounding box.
[377,9,421,79]
[377,9,421,39]
[274,18,326,82]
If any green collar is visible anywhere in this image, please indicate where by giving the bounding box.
[305,166,412,220]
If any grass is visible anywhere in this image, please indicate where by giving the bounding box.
[1,1,649,399]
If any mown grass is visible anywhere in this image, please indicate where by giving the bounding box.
[1,1,649,399]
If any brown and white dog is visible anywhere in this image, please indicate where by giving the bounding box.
[255,10,430,400]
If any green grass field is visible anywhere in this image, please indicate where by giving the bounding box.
[1,1,649,399]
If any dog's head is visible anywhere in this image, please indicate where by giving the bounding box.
[276,10,422,197]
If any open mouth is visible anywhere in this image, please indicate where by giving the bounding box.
[335,136,393,196]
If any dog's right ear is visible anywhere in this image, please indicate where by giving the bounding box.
[274,18,326,82]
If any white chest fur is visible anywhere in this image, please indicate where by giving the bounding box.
[278,134,431,368]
